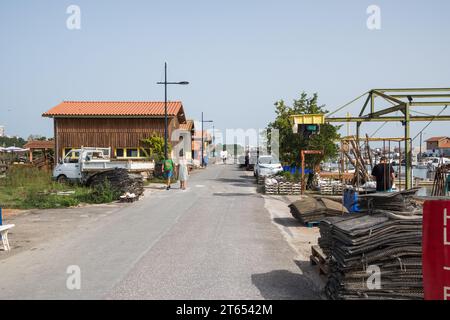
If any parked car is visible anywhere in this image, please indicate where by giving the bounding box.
[253,156,283,178]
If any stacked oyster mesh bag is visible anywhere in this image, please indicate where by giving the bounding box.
[319,188,423,300]
[290,197,348,224]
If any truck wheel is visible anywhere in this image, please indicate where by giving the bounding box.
[57,175,68,184]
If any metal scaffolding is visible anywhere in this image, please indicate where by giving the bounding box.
[326,88,450,189]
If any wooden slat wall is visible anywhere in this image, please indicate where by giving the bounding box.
[55,117,180,160]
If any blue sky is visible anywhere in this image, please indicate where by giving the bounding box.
[1,0,449,144]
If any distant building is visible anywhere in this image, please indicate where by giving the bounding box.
[425,136,450,156]
[42,101,190,163]
[0,126,4,137]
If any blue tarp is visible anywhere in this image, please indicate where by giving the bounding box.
[283,166,312,175]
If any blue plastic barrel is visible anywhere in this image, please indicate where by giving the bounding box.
[343,189,359,213]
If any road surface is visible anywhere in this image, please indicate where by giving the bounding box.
[0,164,320,299]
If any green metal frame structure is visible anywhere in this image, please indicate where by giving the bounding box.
[325,88,450,189]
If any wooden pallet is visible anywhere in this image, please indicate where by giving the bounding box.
[310,245,329,275]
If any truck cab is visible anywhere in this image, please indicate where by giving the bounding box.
[53,148,110,183]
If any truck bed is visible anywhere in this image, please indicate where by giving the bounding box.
[81,160,155,172]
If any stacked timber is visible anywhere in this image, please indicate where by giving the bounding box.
[431,164,450,196]
[320,190,423,300]
[87,168,145,198]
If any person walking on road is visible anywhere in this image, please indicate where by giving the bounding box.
[177,136,189,190]
[178,155,189,190]
[162,157,175,190]
[371,156,395,192]
[220,149,228,164]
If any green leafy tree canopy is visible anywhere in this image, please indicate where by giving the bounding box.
[267,92,341,168]
[141,134,172,162]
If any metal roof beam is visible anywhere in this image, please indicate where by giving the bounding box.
[368,104,406,118]
[326,115,450,123]
[391,94,450,99]
[410,101,450,107]
[374,88,450,93]
[372,90,405,106]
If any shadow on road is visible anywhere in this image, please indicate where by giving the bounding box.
[213,193,259,197]
[213,177,256,188]
[251,269,320,300]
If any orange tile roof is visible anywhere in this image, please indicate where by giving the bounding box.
[179,120,194,131]
[24,140,55,149]
[425,136,448,142]
[42,101,184,118]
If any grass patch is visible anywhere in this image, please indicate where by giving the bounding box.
[0,166,120,209]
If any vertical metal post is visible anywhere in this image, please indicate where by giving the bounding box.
[419,132,423,161]
[164,62,168,160]
[398,140,402,190]
[405,103,412,189]
[201,112,204,167]
[370,91,375,114]
[301,151,305,195]
[356,123,361,188]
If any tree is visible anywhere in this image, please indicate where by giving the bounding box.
[0,136,26,148]
[141,134,172,162]
[267,92,340,168]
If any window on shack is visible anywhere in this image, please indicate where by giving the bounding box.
[116,148,124,157]
[126,148,139,158]
[116,148,147,158]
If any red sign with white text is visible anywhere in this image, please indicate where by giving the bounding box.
[423,200,450,300]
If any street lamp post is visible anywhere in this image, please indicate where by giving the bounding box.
[200,112,213,167]
[157,62,189,159]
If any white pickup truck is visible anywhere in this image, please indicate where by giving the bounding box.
[53,147,155,184]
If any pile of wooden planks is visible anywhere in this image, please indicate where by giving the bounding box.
[342,138,371,185]
[431,163,450,196]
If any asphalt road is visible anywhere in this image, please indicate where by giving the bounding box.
[0,164,320,299]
